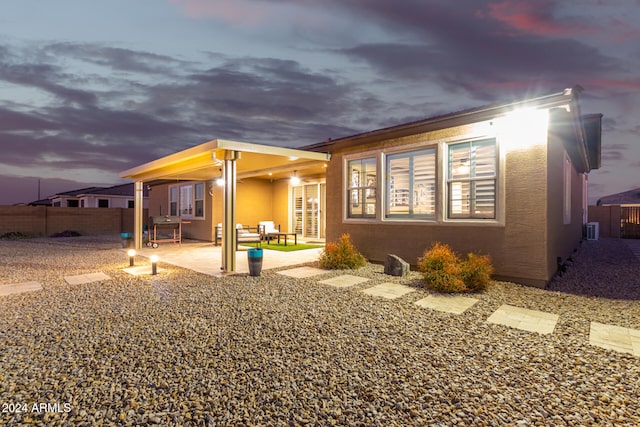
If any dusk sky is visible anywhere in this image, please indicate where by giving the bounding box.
[1,0,639,205]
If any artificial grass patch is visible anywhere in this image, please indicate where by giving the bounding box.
[242,242,324,252]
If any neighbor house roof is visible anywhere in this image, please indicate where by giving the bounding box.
[597,188,640,206]
[48,183,148,199]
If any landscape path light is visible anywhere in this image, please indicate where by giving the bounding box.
[150,255,159,275]
[127,249,136,267]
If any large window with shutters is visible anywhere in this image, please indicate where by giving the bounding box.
[347,157,377,218]
[385,148,436,219]
[447,138,497,219]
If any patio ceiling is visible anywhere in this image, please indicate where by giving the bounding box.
[120,139,330,183]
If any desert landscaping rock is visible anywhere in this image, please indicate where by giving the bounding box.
[1,235,639,425]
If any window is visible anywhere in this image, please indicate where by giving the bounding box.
[67,200,79,208]
[127,200,134,209]
[98,199,109,208]
[194,183,204,218]
[347,157,376,218]
[386,148,436,219]
[447,138,497,219]
[169,183,205,219]
[180,185,193,217]
[169,187,177,216]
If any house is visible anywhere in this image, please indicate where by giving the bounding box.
[121,86,602,287]
[593,188,640,239]
[596,188,640,206]
[49,183,149,209]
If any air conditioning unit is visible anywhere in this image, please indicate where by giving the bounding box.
[586,222,599,241]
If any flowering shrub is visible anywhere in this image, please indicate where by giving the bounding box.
[418,242,493,293]
[319,234,366,269]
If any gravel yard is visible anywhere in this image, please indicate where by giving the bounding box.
[1,236,639,426]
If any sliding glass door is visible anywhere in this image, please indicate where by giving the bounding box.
[292,182,325,239]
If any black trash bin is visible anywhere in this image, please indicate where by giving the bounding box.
[248,248,263,276]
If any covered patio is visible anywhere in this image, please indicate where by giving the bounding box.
[120,139,329,274]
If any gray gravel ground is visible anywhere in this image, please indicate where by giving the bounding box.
[1,235,639,426]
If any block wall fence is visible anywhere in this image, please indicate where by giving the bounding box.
[0,206,148,237]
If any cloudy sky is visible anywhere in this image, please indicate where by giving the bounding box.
[0,0,638,205]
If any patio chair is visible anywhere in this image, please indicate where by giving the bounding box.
[236,224,262,248]
[258,221,281,242]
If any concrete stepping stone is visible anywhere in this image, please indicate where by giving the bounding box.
[362,282,415,299]
[64,272,111,285]
[0,281,43,296]
[415,294,479,314]
[277,266,327,278]
[486,304,559,335]
[318,274,370,288]
[589,321,640,356]
[123,266,166,276]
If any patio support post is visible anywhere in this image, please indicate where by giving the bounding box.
[221,151,239,272]
[134,180,144,249]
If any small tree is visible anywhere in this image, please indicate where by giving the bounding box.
[319,234,366,269]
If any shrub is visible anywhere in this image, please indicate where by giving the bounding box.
[461,253,494,292]
[418,242,493,293]
[319,233,366,270]
[50,230,81,238]
[0,231,28,240]
[417,242,466,293]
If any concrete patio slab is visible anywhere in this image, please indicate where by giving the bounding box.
[589,321,640,356]
[486,304,559,334]
[64,272,111,285]
[277,266,328,278]
[123,266,167,276]
[133,242,323,276]
[362,282,416,299]
[415,294,479,314]
[318,274,370,288]
[0,281,43,296]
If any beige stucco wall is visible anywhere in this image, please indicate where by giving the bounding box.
[325,120,559,287]
[148,179,277,242]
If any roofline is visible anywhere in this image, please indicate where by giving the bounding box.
[302,87,579,152]
[120,138,330,180]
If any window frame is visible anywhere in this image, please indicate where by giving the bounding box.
[346,156,378,219]
[446,138,498,220]
[168,182,205,220]
[384,147,437,220]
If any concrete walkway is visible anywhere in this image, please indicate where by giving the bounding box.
[624,239,640,260]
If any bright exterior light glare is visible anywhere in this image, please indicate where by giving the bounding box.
[499,108,549,151]
[216,178,225,187]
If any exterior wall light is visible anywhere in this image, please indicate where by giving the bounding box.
[290,171,301,185]
[498,108,550,151]
[127,249,136,267]
[150,255,159,275]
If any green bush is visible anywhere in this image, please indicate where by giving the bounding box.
[319,233,366,270]
[418,242,493,293]
[461,252,494,292]
[0,231,28,240]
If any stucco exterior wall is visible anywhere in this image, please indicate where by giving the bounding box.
[325,120,556,287]
[545,134,587,279]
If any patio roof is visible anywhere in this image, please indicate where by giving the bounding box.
[120,139,330,182]
[120,139,330,274]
